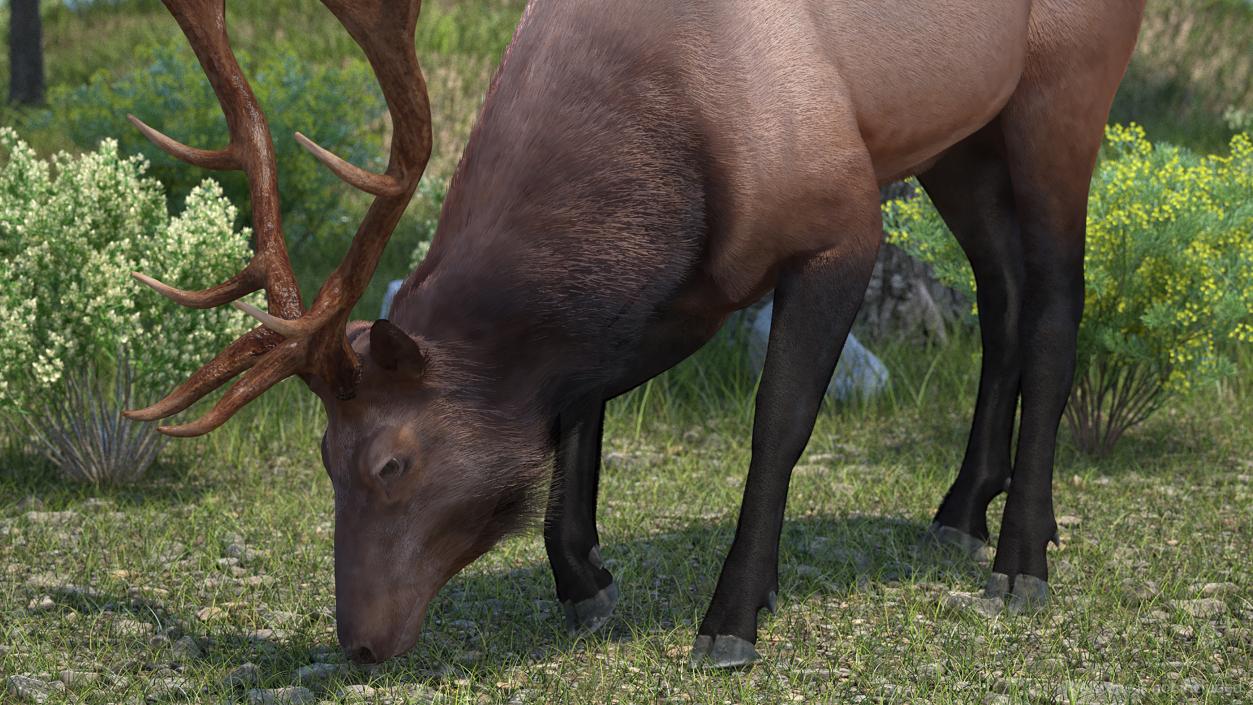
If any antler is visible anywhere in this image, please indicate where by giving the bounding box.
[125,0,431,436]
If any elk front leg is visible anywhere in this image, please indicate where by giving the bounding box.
[544,396,617,632]
[691,232,879,668]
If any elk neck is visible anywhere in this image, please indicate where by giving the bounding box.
[388,2,716,414]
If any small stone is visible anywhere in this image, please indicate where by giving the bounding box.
[24,510,78,524]
[293,662,340,684]
[224,663,260,689]
[58,670,98,687]
[225,543,263,563]
[26,595,54,612]
[196,606,225,621]
[1200,582,1238,597]
[943,591,1003,618]
[146,676,192,701]
[246,686,317,704]
[114,618,154,637]
[340,684,376,701]
[171,635,202,660]
[1056,515,1082,528]
[7,676,62,703]
[1173,598,1227,618]
[983,695,1011,705]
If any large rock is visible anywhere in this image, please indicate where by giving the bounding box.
[748,301,889,402]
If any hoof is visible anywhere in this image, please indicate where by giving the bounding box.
[925,522,991,562]
[1007,575,1049,615]
[562,580,619,634]
[984,572,1049,614]
[689,634,760,669]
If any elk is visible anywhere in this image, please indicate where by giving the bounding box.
[127,0,1145,667]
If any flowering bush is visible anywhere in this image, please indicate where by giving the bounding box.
[0,128,255,418]
[884,125,1253,454]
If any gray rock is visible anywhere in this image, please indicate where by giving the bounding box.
[1200,582,1238,597]
[246,686,317,705]
[24,510,78,524]
[293,662,340,684]
[749,302,889,401]
[26,595,54,612]
[145,676,193,701]
[1173,598,1227,618]
[224,663,261,689]
[943,590,1003,618]
[58,670,99,687]
[171,635,202,660]
[7,676,63,703]
[340,685,377,701]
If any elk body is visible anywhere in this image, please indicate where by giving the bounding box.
[129,0,1145,667]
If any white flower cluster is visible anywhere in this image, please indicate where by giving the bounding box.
[0,128,256,414]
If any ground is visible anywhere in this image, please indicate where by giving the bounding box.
[2,338,1250,704]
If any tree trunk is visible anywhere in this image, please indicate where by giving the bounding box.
[9,0,45,106]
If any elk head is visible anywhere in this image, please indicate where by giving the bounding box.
[123,0,538,663]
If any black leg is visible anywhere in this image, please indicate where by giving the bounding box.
[691,234,879,668]
[544,397,617,632]
[984,202,1085,611]
[985,98,1105,611]
[917,126,1024,549]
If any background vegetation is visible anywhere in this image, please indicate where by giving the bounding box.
[2,0,1251,703]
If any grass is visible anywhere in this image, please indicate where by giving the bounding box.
[1,333,1250,703]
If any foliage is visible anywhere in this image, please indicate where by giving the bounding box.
[0,128,254,417]
[883,125,1253,454]
[24,348,165,484]
[33,42,387,259]
[1112,0,1253,150]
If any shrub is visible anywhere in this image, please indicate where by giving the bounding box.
[36,41,386,259]
[0,128,255,440]
[884,125,1253,454]
[24,349,166,484]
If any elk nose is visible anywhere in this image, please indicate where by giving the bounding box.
[346,643,381,665]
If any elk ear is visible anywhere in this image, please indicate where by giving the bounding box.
[369,319,425,375]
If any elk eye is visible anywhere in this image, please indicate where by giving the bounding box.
[376,457,405,481]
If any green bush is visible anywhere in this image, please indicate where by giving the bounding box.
[883,125,1253,454]
[0,128,255,417]
[33,42,386,258]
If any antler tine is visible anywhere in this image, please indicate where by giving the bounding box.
[157,338,305,437]
[294,132,405,197]
[132,268,261,309]
[127,114,239,171]
[124,326,279,421]
[299,0,434,397]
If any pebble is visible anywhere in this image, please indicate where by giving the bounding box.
[246,686,317,704]
[6,676,63,703]
[340,684,376,701]
[1173,598,1227,618]
[26,595,54,612]
[145,676,192,701]
[1056,515,1082,527]
[293,662,340,684]
[943,591,1003,618]
[1200,582,1238,597]
[24,510,78,524]
[58,670,98,687]
[196,606,225,621]
[224,663,261,689]
[225,542,264,563]
[114,618,154,637]
[171,635,202,660]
